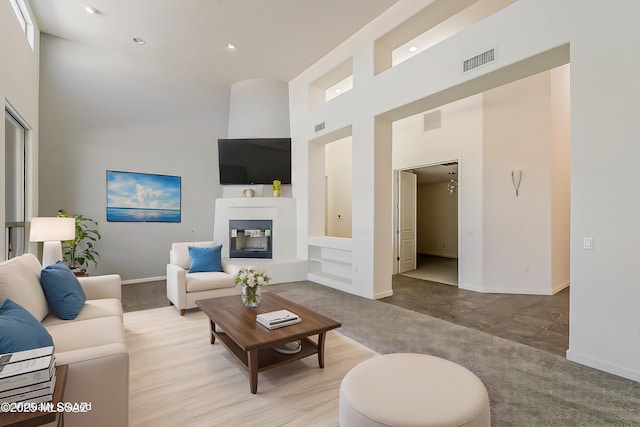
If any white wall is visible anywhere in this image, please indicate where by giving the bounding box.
[38,35,230,280]
[483,71,554,294]
[550,65,571,292]
[325,136,352,238]
[482,65,570,294]
[228,79,290,139]
[566,1,640,382]
[417,182,458,258]
[290,0,640,380]
[0,1,40,260]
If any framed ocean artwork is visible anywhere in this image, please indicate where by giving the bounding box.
[106,170,181,222]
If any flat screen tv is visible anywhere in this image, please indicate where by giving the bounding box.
[218,138,291,185]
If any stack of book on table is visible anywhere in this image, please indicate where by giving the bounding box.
[256,309,301,329]
[0,346,56,404]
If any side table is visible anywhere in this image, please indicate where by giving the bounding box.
[0,364,68,427]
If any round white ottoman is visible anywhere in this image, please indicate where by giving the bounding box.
[339,353,490,427]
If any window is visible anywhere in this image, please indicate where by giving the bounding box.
[10,0,35,50]
[5,109,27,259]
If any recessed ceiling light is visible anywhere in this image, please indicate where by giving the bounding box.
[84,6,98,14]
[132,37,146,45]
[408,46,418,52]
[226,43,236,50]
[335,89,342,93]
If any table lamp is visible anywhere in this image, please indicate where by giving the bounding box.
[30,217,76,267]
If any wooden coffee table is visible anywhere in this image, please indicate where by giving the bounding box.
[196,292,341,394]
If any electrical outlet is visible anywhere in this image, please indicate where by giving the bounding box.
[523,265,529,272]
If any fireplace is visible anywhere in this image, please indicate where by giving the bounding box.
[229,220,273,259]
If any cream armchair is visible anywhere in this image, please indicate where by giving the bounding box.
[166,241,240,315]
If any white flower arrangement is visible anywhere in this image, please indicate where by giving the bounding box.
[234,267,270,288]
[235,267,270,307]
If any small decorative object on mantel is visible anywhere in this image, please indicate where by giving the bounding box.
[234,267,270,307]
[272,180,281,197]
[242,188,255,198]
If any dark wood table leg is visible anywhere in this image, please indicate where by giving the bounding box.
[248,350,259,394]
[210,320,216,344]
[317,332,327,368]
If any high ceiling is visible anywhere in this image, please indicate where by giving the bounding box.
[30,0,399,86]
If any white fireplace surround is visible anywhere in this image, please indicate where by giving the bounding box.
[213,197,306,283]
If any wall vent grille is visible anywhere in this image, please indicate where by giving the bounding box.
[423,110,442,132]
[463,48,495,72]
[315,122,325,132]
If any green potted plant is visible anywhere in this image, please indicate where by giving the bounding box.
[56,209,101,273]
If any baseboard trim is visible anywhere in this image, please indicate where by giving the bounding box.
[373,289,393,299]
[460,283,554,295]
[462,283,570,295]
[122,276,166,285]
[551,281,570,294]
[307,276,389,300]
[566,349,640,383]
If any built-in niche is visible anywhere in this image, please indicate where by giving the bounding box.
[308,126,352,237]
[374,0,516,75]
[325,136,352,238]
[307,126,354,288]
[308,58,353,110]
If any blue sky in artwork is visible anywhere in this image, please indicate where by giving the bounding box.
[107,171,180,210]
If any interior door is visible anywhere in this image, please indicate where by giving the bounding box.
[398,171,417,273]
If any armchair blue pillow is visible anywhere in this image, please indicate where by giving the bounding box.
[40,261,86,320]
[188,245,223,273]
[0,299,54,353]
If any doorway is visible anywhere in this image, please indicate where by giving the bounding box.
[5,108,27,260]
[397,162,459,286]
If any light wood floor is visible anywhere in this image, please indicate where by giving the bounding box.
[124,306,377,426]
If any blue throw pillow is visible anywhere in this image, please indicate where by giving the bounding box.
[0,299,54,353]
[188,245,223,273]
[40,261,86,320]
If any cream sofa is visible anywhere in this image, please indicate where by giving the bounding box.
[166,241,240,315]
[0,254,128,427]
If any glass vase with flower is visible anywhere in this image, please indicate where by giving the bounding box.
[234,267,270,307]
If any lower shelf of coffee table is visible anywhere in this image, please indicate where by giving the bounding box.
[214,331,319,372]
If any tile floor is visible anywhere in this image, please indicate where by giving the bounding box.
[381,274,569,356]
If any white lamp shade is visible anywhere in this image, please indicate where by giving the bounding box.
[30,217,76,242]
[30,217,76,267]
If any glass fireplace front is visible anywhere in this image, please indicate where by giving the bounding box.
[229,219,273,259]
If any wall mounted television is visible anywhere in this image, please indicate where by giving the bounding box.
[218,138,292,185]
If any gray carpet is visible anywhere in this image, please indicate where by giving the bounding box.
[269,281,640,426]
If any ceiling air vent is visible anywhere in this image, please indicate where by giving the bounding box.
[463,48,495,73]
